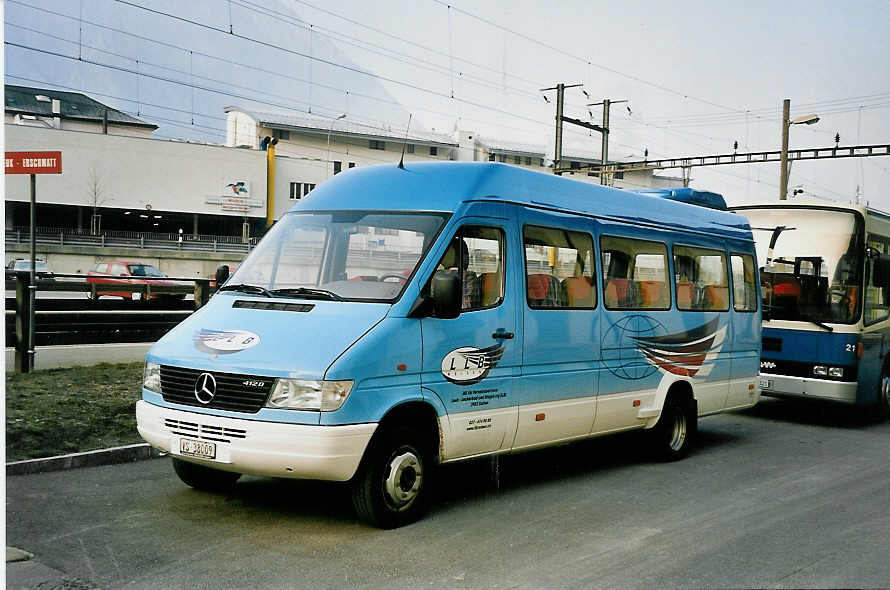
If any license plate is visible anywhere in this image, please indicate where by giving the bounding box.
[179,437,216,460]
[759,378,772,390]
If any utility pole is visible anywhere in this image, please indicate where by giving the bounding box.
[541,83,583,175]
[779,98,790,200]
[587,98,627,185]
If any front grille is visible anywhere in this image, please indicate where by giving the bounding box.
[160,365,275,413]
[164,418,247,443]
[760,358,858,382]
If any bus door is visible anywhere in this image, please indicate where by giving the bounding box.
[514,214,599,450]
[420,216,520,459]
[727,252,761,409]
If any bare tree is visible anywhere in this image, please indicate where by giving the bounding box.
[86,167,108,235]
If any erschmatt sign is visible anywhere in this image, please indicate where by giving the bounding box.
[5,151,63,175]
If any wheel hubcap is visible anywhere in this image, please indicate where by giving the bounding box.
[384,450,422,511]
[668,409,687,451]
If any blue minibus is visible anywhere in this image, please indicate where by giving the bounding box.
[731,201,890,414]
[137,162,761,528]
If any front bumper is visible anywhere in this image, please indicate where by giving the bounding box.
[759,373,858,404]
[137,400,377,481]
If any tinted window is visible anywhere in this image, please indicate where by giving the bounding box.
[731,254,757,311]
[601,236,670,310]
[524,225,595,309]
[674,245,729,311]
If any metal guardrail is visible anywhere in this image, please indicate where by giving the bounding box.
[6,271,213,373]
[6,226,259,253]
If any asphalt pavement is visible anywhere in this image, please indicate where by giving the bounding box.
[6,398,890,589]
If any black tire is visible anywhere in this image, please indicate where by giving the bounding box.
[650,398,695,462]
[172,457,241,492]
[351,426,433,529]
[876,364,890,420]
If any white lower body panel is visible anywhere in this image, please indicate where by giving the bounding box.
[137,401,376,481]
[760,373,858,404]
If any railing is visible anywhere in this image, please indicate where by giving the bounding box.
[5,271,214,373]
[6,226,259,253]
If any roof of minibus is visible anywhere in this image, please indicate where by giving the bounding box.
[288,162,753,241]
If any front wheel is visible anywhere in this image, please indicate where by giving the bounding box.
[172,457,241,492]
[351,427,432,529]
[650,398,694,461]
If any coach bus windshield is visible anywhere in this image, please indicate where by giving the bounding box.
[225,211,448,302]
[742,207,863,324]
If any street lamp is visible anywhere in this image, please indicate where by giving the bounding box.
[327,114,347,176]
[779,99,819,200]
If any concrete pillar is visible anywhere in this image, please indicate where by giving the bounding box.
[456,130,478,162]
[192,213,198,237]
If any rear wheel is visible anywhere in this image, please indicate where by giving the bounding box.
[351,426,432,529]
[650,398,694,461]
[172,458,241,492]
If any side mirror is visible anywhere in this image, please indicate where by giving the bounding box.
[215,264,230,287]
[431,271,461,319]
[873,255,890,288]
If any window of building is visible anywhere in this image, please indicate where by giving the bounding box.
[525,156,532,165]
[289,182,300,200]
[673,245,729,311]
[333,161,342,175]
[406,144,415,154]
[514,155,522,164]
[434,226,505,311]
[731,254,757,312]
[570,161,580,170]
[370,140,385,150]
[489,153,496,162]
[430,146,438,156]
[302,183,316,197]
[498,154,507,163]
[538,158,545,167]
[601,236,670,310]
[348,162,356,168]
[524,225,596,309]
[272,129,290,141]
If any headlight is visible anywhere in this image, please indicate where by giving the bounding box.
[828,367,844,378]
[813,366,827,376]
[266,379,353,411]
[143,361,161,392]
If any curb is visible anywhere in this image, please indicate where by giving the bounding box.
[6,443,165,476]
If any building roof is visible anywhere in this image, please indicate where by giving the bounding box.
[4,84,158,129]
[290,162,753,242]
[226,107,458,147]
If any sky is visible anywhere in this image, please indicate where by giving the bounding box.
[5,0,890,207]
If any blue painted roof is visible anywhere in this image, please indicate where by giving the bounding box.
[632,187,728,211]
[289,162,752,241]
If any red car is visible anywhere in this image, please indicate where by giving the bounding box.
[87,261,182,300]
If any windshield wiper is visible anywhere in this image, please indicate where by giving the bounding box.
[799,317,834,332]
[218,284,272,297]
[270,287,344,301]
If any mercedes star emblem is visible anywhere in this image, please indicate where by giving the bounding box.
[194,372,217,404]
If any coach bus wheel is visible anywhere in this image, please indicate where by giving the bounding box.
[650,399,693,461]
[878,368,890,418]
[172,458,241,492]
[351,426,432,529]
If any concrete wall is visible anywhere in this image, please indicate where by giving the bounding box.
[5,243,245,278]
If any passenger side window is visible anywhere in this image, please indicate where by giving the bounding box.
[674,245,729,311]
[523,225,596,309]
[436,226,504,311]
[864,236,890,324]
[731,254,757,311]
[111,264,128,276]
[601,236,670,310]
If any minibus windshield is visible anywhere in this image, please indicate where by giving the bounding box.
[743,207,863,324]
[227,211,449,302]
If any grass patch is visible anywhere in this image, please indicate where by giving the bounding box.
[6,362,145,462]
